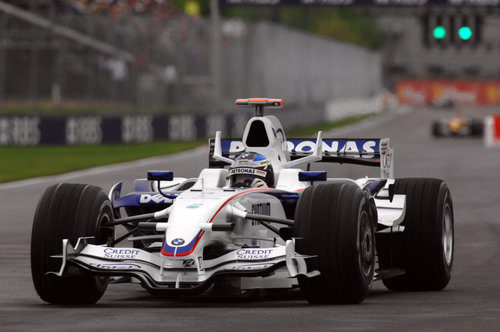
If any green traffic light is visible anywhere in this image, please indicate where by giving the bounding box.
[433,26,446,39]
[458,26,472,40]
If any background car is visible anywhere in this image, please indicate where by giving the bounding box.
[431,116,484,138]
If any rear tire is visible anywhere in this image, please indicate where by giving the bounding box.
[469,120,484,137]
[293,182,376,304]
[379,178,454,291]
[432,122,443,137]
[31,183,114,304]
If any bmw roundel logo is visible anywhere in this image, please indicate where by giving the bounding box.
[171,238,185,246]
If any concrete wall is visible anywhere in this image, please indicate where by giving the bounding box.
[221,22,382,107]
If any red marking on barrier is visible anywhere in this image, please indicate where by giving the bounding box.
[494,115,500,139]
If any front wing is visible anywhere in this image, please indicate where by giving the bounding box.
[50,237,318,293]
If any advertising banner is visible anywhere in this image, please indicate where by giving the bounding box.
[397,80,500,106]
[480,82,500,105]
[0,113,252,146]
[396,80,430,106]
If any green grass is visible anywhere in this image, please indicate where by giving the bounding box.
[0,111,381,183]
[0,140,204,183]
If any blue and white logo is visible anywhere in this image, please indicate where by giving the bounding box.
[171,238,185,246]
[223,139,380,160]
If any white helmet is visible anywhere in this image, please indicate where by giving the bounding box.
[228,152,274,188]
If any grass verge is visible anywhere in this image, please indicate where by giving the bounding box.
[0,140,204,183]
[0,111,381,183]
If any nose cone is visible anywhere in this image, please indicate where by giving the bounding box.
[161,197,226,257]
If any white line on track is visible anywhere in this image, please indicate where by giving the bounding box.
[0,146,207,190]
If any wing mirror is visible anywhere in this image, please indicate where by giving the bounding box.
[298,171,327,182]
[147,171,174,182]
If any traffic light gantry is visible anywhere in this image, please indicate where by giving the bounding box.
[423,11,483,48]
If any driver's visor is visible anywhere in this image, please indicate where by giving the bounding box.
[229,174,262,187]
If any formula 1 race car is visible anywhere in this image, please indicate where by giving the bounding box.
[432,116,483,138]
[428,98,455,109]
[31,98,454,305]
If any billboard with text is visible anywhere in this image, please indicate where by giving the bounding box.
[397,80,500,106]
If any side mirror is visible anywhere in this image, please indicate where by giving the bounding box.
[298,171,327,182]
[147,171,174,182]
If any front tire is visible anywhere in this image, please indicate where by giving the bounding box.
[293,182,376,304]
[31,183,114,304]
[380,178,454,291]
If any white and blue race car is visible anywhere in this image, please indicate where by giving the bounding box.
[31,98,454,304]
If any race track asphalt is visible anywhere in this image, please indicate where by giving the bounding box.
[1,107,499,331]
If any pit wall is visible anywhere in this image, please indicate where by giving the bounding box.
[397,80,500,106]
[325,93,397,122]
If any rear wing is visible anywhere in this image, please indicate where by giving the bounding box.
[209,137,394,178]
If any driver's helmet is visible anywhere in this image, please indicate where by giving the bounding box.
[228,152,274,188]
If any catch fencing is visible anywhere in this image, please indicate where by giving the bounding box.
[0,2,383,145]
[0,3,381,110]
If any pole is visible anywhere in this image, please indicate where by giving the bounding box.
[29,1,38,107]
[210,0,221,105]
[0,12,6,108]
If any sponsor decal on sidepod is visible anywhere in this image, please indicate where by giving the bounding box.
[139,194,173,204]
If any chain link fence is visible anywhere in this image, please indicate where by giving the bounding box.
[0,2,382,122]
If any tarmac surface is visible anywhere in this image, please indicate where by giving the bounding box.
[1,106,499,331]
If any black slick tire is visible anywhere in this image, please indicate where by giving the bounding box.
[469,120,484,137]
[293,181,376,304]
[31,183,114,304]
[432,122,443,137]
[379,178,454,291]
